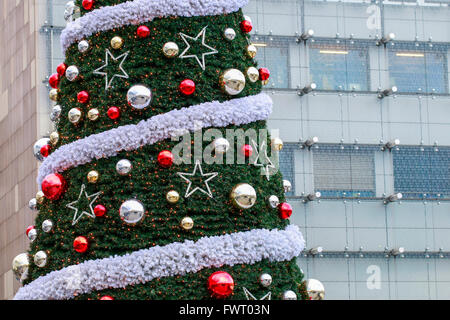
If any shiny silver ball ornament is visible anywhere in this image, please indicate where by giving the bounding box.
[28,198,38,211]
[282,290,297,300]
[34,251,48,268]
[166,190,180,204]
[119,199,145,224]
[50,105,62,122]
[78,40,90,53]
[271,137,284,151]
[246,67,259,83]
[181,217,194,230]
[42,219,54,233]
[65,65,79,82]
[33,138,51,161]
[27,228,37,242]
[303,279,325,300]
[230,183,257,209]
[12,253,29,282]
[259,273,273,287]
[162,42,179,58]
[283,180,292,193]
[224,28,236,41]
[220,69,246,96]
[127,84,152,109]
[116,159,132,176]
[268,195,280,209]
[213,138,230,155]
[68,108,82,124]
[87,108,99,121]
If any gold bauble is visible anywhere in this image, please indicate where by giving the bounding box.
[162,42,179,58]
[246,67,259,83]
[87,108,99,121]
[303,279,325,300]
[49,89,58,101]
[220,69,246,96]
[36,191,45,204]
[262,79,269,86]
[87,170,99,183]
[246,44,257,58]
[12,253,29,282]
[271,138,284,151]
[111,36,124,49]
[181,217,194,230]
[230,183,257,209]
[49,132,59,145]
[166,190,180,204]
[68,108,82,124]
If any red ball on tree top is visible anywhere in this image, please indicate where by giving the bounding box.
[49,73,60,89]
[56,63,67,76]
[41,173,67,200]
[179,79,196,96]
[26,225,35,236]
[207,271,234,299]
[157,150,174,168]
[241,144,253,158]
[77,91,90,104]
[40,144,51,158]
[107,106,120,120]
[240,20,253,33]
[137,26,150,38]
[94,204,107,217]
[279,202,293,219]
[73,236,89,253]
[82,0,94,10]
[100,296,114,300]
[259,68,270,81]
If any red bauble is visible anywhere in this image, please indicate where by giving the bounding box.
[179,79,196,96]
[49,73,60,89]
[207,271,234,299]
[107,106,120,120]
[157,150,174,168]
[259,68,270,81]
[100,296,114,300]
[41,173,67,200]
[241,144,253,158]
[73,236,89,253]
[137,26,150,38]
[56,63,67,76]
[240,20,253,33]
[82,0,94,10]
[26,225,35,236]
[94,204,106,217]
[77,91,90,104]
[40,144,51,158]
[279,202,293,219]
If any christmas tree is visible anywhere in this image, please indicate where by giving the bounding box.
[13,0,307,300]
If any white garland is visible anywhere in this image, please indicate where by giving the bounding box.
[37,93,272,187]
[14,225,305,300]
[61,0,249,54]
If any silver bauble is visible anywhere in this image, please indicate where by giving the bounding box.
[259,273,273,287]
[268,195,280,209]
[50,105,62,122]
[220,69,246,96]
[282,290,297,300]
[34,251,48,268]
[224,28,236,41]
[283,180,292,193]
[78,40,90,53]
[246,67,259,83]
[42,219,54,233]
[119,199,145,224]
[65,65,79,82]
[28,198,38,211]
[12,253,29,282]
[28,228,37,242]
[230,183,257,209]
[213,138,230,155]
[127,85,152,109]
[116,159,132,176]
[303,279,325,300]
[33,138,51,162]
[162,42,179,58]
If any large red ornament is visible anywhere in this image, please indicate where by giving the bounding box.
[94,204,106,217]
[40,144,51,158]
[82,0,94,10]
[157,150,174,168]
[73,236,89,253]
[49,73,60,89]
[77,91,90,104]
[137,26,150,38]
[100,296,114,300]
[107,106,120,120]
[259,68,270,81]
[179,79,196,96]
[26,226,35,236]
[241,144,253,158]
[207,271,234,299]
[279,202,293,219]
[56,63,67,76]
[41,173,67,200]
[240,20,253,33]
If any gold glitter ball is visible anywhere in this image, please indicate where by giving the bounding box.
[166,190,180,204]
[180,217,194,230]
[111,36,124,50]
[49,132,59,145]
[271,138,284,151]
[87,170,99,183]
[246,44,257,58]
[162,42,179,58]
[49,89,58,102]
[36,191,45,204]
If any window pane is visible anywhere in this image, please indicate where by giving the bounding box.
[253,38,289,88]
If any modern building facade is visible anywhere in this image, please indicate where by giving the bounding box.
[0,0,449,300]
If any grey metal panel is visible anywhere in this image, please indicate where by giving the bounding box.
[387,228,428,251]
[351,201,387,228]
[393,282,431,299]
[305,257,350,282]
[306,227,348,251]
[347,95,382,122]
[385,96,422,123]
[306,200,348,228]
[391,258,430,281]
[352,227,388,251]
[386,202,427,228]
[270,94,302,120]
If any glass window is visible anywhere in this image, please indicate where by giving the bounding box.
[309,42,369,91]
[313,145,376,197]
[388,47,447,93]
[278,143,296,196]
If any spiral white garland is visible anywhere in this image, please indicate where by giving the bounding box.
[61,0,249,54]
[14,225,304,300]
[37,93,272,187]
